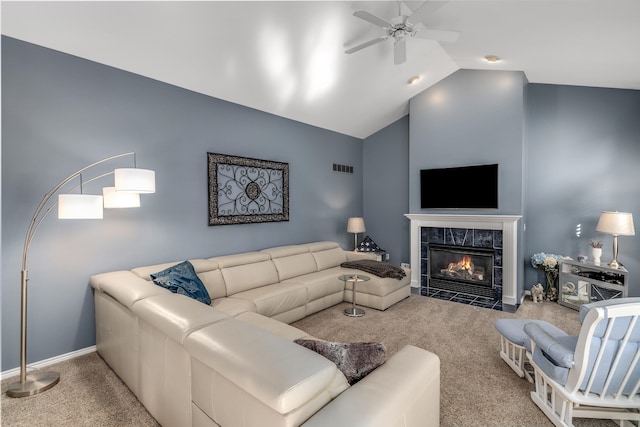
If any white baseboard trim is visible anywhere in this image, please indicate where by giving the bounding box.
[1,346,97,380]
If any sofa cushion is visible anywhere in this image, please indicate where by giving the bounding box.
[283,270,345,302]
[312,247,347,271]
[273,253,318,281]
[262,245,318,281]
[232,283,307,318]
[216,253,280,295]
[294,339,387,385]
[236,311,311,341]
[150,261,211,305]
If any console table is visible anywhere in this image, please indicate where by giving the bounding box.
[558,259,628,311]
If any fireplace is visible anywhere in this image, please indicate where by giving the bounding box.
[428,244,494,298]
[406,214,521,306]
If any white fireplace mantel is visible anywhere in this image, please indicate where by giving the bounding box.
[405,214,522,306]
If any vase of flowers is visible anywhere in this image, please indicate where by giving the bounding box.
[590,240,603,265]
[531,252,562,301]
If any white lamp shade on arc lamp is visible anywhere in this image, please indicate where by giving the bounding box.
[596,211,635,269]
[7,152,156,399]
[57,194,104,219]
[114,168,155,193]
[347,217,366,250]
[102,187,141,208]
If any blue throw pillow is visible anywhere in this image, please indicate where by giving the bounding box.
[151,261,211,305]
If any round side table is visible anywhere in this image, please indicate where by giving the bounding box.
[339,274,370,317]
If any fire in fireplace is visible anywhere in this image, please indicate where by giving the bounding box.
[428,244,494,297]
[442,256,486,282]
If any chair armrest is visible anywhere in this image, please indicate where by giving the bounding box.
[524,323,575,368]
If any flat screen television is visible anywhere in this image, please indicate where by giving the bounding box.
[420,164,498,209]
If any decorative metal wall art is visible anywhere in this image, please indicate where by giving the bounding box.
[208,153,289,225]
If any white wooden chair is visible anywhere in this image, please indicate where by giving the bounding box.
[524,298,640,427]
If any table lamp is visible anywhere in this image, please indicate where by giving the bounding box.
[596,211,635,269]
[347,217,366,251]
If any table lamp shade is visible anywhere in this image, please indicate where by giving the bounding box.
[347,217,366,233]
[596,211,635,236]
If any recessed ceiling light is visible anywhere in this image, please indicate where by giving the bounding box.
[408,75,421,85]
[484,55,500,63]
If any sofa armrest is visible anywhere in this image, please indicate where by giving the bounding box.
[301,345,440,427]
[524,323,575,368]
[186,318,349,419]
[90,270,167,310]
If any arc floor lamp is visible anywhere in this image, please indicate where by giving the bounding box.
[7,152,155,398]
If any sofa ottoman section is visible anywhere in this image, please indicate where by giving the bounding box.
[340,267,411,311]
[185,318,349,427]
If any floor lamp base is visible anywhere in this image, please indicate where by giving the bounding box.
[6,370,60,398]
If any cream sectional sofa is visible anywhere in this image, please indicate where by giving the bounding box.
[90,241,440,427]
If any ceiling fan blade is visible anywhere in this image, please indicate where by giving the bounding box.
[353,10,392,28]
[345,37,388,55]
[406,1,447,26]
[414,28,460,43]
[394,39,407,65]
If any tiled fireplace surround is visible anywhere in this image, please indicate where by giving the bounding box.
[406,214,521,307]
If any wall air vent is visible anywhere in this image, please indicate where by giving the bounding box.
[333,163,353,174]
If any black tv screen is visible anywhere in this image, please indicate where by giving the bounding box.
[420,164,498,209]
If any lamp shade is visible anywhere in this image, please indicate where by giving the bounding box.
[347,217,366,233]
[114,168,155,193]
[596,211,635,236]
[103,187,141,208]
[58,194,103,219]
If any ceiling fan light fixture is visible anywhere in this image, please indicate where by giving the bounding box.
[484,55,500,63]
[408,75,422,85]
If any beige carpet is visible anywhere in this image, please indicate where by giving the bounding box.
[1,295,614,426]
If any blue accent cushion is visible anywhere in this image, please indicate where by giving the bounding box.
[151,261,211,305]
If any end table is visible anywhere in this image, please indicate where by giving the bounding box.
[339,274,370,317]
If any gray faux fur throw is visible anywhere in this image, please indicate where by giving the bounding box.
[340,259,406,280]
[294,339,387,385]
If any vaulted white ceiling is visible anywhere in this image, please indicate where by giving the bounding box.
[3,1,639,139]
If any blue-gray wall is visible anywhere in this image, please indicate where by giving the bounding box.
[524,84,640,296]
[1,37,363,371]
[408,69,527,215]
[3,36,640,372]
[362,116,410,265]
[370,69,639,301]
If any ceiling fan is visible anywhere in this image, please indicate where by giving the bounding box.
[345,1,459,65]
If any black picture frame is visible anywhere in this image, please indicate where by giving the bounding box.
[208,153,289,226]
